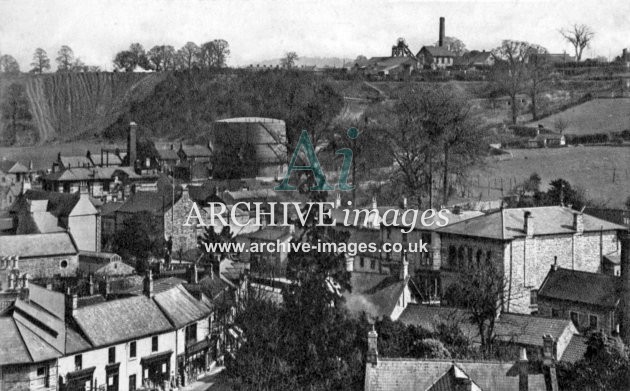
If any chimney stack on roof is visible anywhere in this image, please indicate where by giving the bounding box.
[524,211,534,237]
[66,293,78,317]
[345,254,354,273]
[518,347,528,391]
[128,121,138,169]
[188,264,199,284]
[88,274,94,296]
[439,17,445,48]
[573,212,584,234]
[144,270,154,298]
[542,335,560,391]
[367,325,379,366]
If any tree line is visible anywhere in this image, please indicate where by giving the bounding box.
[112,40,230,72]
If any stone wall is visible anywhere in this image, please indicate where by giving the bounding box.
[167,189,200,254]
[538,297,616,334]
[19,254,79,279]
[1,360,58,391]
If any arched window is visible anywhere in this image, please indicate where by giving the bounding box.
[486,250,493,265]
[457,247,465,269]
[467,247,473,269]
[476,249,483,269]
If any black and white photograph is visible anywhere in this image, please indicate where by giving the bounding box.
[0,0,629,390]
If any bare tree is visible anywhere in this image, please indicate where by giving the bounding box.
[491,40,534,124]
[147,45,176,71]
[553,117,569,134]
[560,24,595,62]
[524,45,551,121]
[177,41,200,70]
[56,45,75,71]
[198,40,230,69]
[444,261,514,352]
[434,36,468,56]
[30,48,51,74]
[0,54,20,73]
[281,51,299,69]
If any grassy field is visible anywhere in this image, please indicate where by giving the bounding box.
[532,98,630,135]
[468,146,630,208]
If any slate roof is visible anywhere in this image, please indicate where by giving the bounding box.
[344,273,414,318]
[12,190,81,217]
[90,153,123,167]
[437,206,627,240]
[365,358,548,391]
[100,201,124,217]
[418,46,456,58]
[116,189,181,214]
[0,317,34,364]
[559,334,588,363]
[180,145,212,158]
[157,149,180,161]
[73,295,172,347]
[153,285,213,328]
[241,226,292,242]
[538,267,620,308]
[0,232,78,257]
[60,155,93,168]
[0,160,29,174]
[197,273,235,300]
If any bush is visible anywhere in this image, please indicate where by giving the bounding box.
[414,338,451,359]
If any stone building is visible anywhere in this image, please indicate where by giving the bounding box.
[0,232,79,280]
[437,206,627,314]
[537,266,619,334]
[11,189,101,252]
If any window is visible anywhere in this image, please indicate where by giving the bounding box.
[36,366,49,387]
[386,227,391,239]
[74,354,82,370]
[185,323,197,345]
[530,290,538,306]
[152,336,158,352]
[37,367,46,377]
[129,375,136,391]
[570,311,580,327]
[589,315,598,330]
[359,257,365,268]
[108,347,116,364]
[370,259,376,270]
[129,341,136,358]
[551,308,560,318]
[60,260,68,268]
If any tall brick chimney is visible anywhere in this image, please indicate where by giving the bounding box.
[620,233,630,345]
[573,212,584,234]
[128,121,138,168]
[439,17,445,47]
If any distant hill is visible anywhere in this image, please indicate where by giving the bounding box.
[251,56,354,68]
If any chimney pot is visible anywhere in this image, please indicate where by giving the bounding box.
[518,347,529,391]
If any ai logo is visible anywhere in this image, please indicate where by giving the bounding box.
[275,128,359,191]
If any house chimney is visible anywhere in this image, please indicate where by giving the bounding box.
[542,335,559,391]
[518,347,529,391]
[439,17,445,47]
[551,256,558,271]
[573,212,584,234]
[88,274,94,296]
[524,211,534,237]
[128,122,138,168]
[188,264,199,284]
[335,193,341,208]
[345,254,354,273]
[367,325,378,366]
[372,197,377,209]
[143,270,154,298]
[66,293,78,317]
[400,252,409,280]
[402,197,408,209]
[620,234,630,345]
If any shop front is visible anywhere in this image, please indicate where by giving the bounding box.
[140,350,172,390]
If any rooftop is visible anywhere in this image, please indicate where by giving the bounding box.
[0,232,78,257]
[437,206,626,240]
[538,267,620,308]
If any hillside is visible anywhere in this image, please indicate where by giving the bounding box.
[0,72,166,145]
[531,98,630,135]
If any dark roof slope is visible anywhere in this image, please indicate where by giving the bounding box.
[73,295,172,346]
[116,190,181,214]
[438,206,627,240]
[153,285,212,328]
[538,267,620,308]
[418,45,455,57]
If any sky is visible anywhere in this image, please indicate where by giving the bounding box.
[0,0,628,70]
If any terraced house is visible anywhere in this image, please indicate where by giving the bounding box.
[0,272,214,391]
